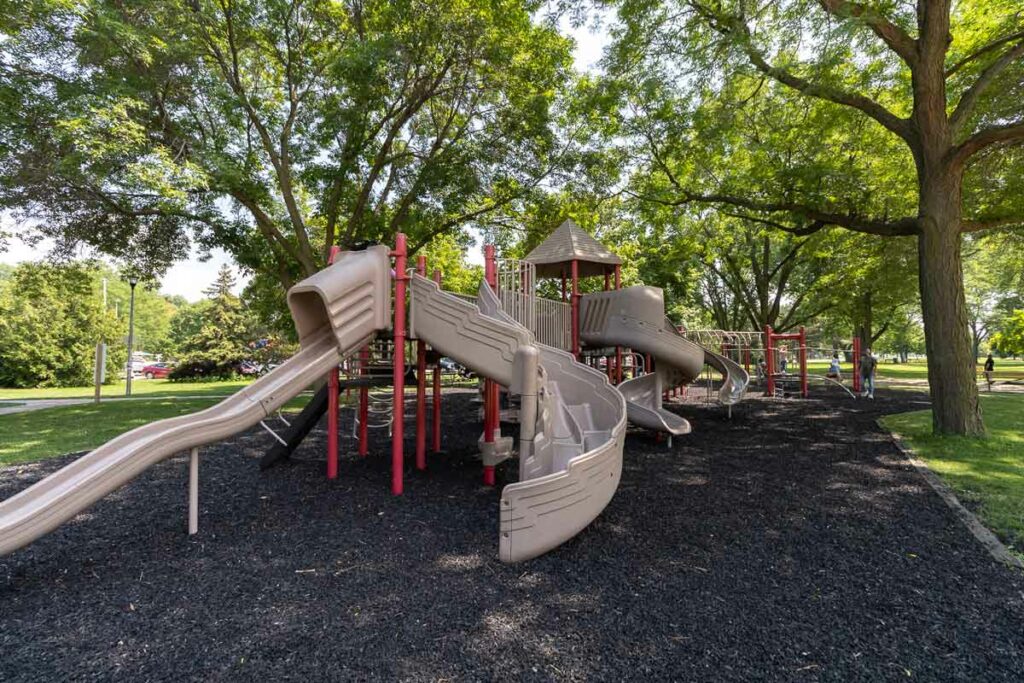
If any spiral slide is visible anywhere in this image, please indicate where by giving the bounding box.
[579,286,749,436]
[0,247,393,556]
[410,274,627,562]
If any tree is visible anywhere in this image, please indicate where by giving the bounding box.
[174,265,253,376]
[990,310,1024,358]
[608,0,1024,434]
[0,261,124,387]
[1,0,578,289]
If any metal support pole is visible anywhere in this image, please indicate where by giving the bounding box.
[125,278,137,397]
[391,234,408,495]
[483,245,498,486]
[415,256,428,471]
[765,325,775,396]
[571,259,580,359]
[799,326,808,398]
[853,335,862,394]
[327,246,341,479]
[358,345,369,456]
[188,447,199,535]
[432,268,443,453]
[614,264,622,384]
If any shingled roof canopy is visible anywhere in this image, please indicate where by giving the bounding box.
[524,219,622,278]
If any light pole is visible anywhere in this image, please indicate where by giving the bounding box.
[126,276,138,397]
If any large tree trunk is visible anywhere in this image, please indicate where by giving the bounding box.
[916,166,985,435]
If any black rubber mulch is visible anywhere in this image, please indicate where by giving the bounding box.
[2,387,1022,681]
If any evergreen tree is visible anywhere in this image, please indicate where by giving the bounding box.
[174,266,253,377]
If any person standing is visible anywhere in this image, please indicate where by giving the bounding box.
[860,349,877,399]
[984,353,995,391]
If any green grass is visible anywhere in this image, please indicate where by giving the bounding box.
[0,395,313,466]
[0,378,254,401]
[807,359,1024,381]
[881,393,1024,557]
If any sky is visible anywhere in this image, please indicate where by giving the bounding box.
[0,18,611,301]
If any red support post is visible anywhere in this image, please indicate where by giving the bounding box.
[571,259,580,358]
[358,344,369,456]
[326,246,342,479]
[391,234,408,495]
[852,335,862,393]
[799,326,808,398]
[614,265,623,384]
[765,325,775,396]
[483,245,498,486]
[432,268,442,453]
[415,256,427,471]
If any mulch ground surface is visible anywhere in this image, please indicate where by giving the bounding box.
[2,386,1022,681]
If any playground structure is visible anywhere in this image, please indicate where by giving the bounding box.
[0,220,764,562]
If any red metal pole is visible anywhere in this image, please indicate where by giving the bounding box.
[483,245,498,486]
[614,265,622,384]
[391,234,408,495]
[358,344,369,456]
[415,256,428,470]
[765,325,775,396]
[432,268,442,453]
[326,246,342,479]
[853,335,862,393]
[799,326,808,398]
[571,259,580,358]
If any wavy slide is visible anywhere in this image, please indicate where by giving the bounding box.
[410,274,626,562]
[0,247,393,556]
[579,287,749,436]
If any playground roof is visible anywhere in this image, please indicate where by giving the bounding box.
[524,219,622,278]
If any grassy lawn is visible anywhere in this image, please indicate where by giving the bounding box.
[0,395,314,466]
[881,393,1024,557]
[807,358,1024,381]
[0,378,254,401]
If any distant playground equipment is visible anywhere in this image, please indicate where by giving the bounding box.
[0,221,759,563]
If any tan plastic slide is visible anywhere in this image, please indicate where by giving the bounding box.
[579,286,749,436]
[0,246,392,556]
[410,274,626,562]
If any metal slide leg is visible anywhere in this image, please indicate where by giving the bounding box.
[189,447,199,535]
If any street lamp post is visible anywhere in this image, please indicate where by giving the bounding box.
[126,276,138,397]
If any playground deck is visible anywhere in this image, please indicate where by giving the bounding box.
[2,390,1022,680]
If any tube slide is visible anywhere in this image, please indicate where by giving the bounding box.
[579,287,749,436]
[410,275,626,562]
[0,247,393,556]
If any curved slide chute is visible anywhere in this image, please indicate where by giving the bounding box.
[579,287,749,436]
[0,247,393,557]
[410,274,626,562]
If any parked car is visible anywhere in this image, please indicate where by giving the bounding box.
[237,361,263,376]
[438,357,462,373]
[141,362,174,379]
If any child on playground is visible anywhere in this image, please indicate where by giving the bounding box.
[828,353,842,380]
[860,349,877,399]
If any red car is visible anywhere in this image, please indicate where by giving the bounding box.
[140,362,173,379]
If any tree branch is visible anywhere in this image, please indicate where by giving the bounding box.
[817,0,918,65]
[961,215,1024,233]
[946,29,1024,76]
[950,39,1024,132]
[689,1,912,141]
[950,120,1024,166]
[675,191,919,236]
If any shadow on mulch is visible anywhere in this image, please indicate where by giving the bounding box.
[1,387,1022,681]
